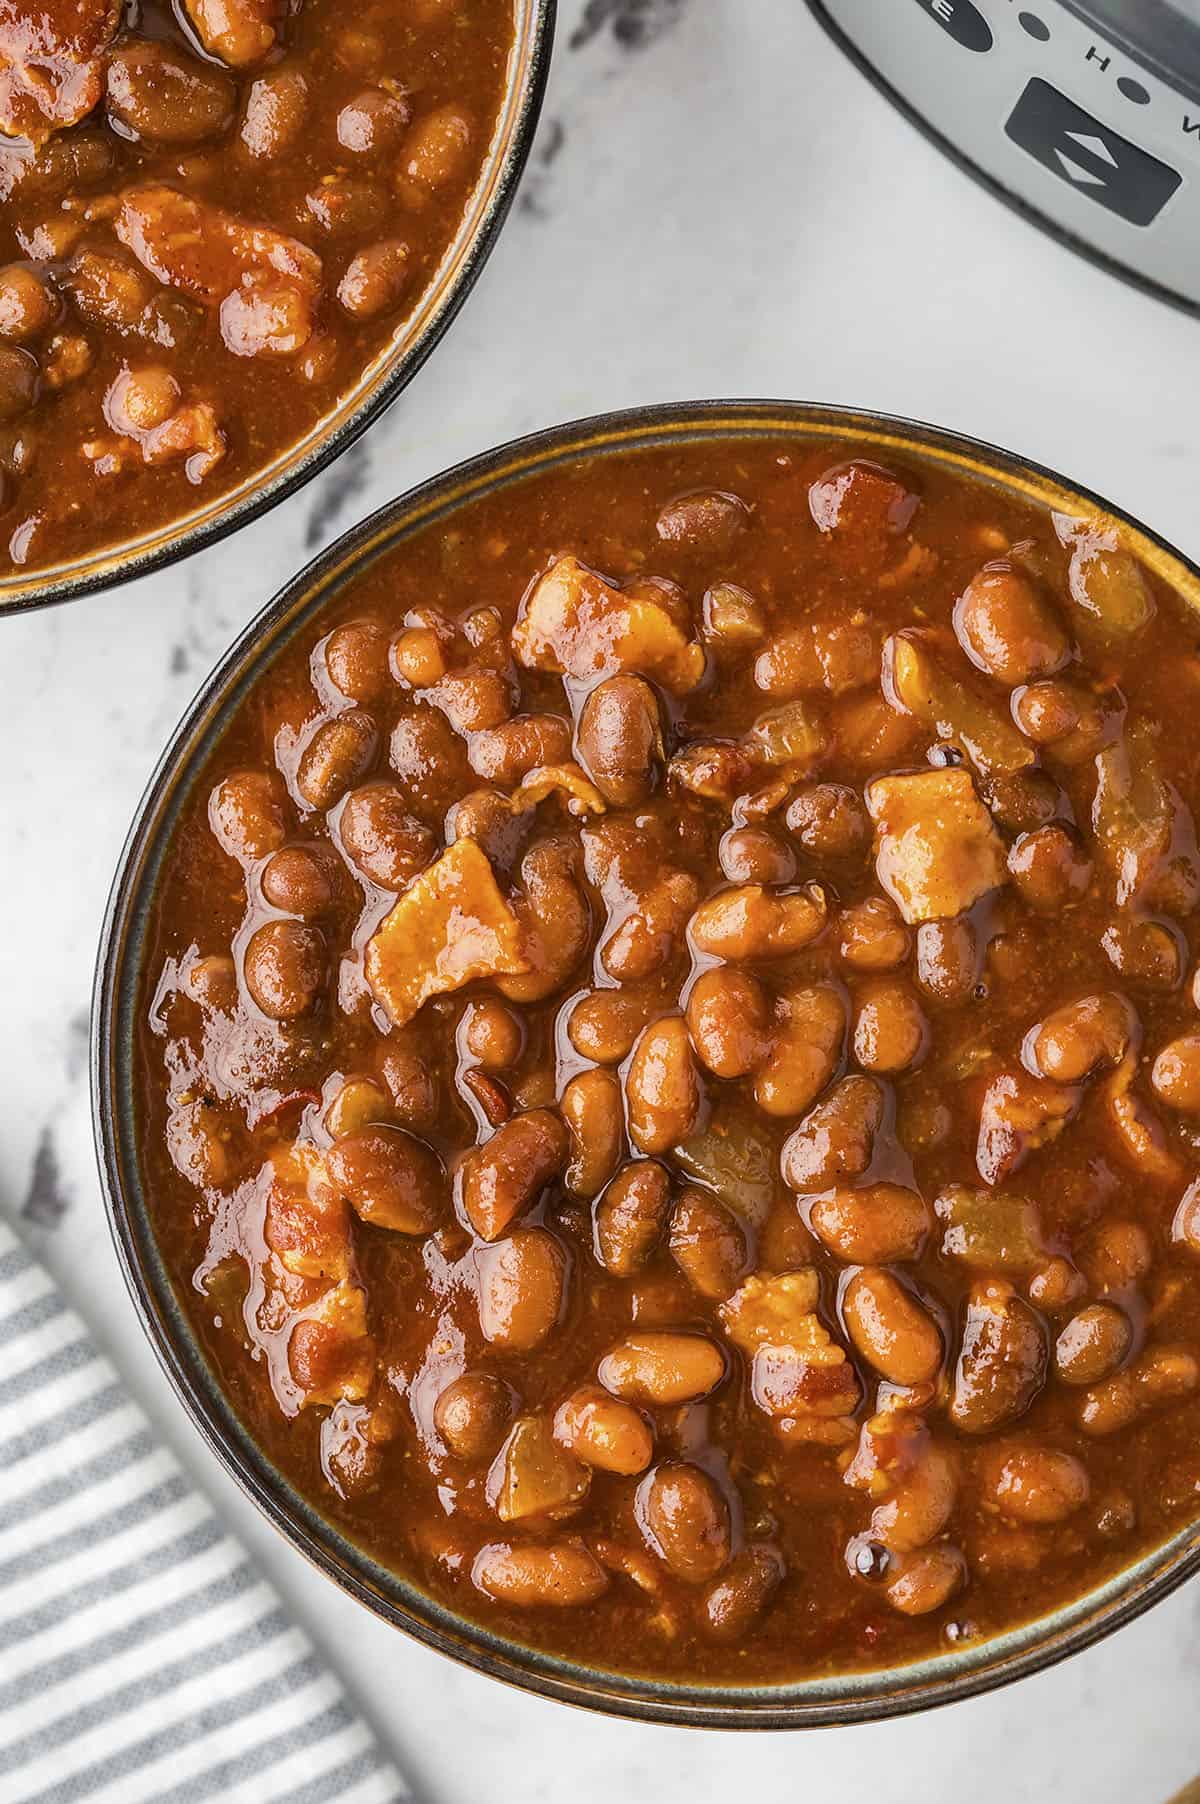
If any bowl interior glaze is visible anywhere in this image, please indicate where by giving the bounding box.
[0,0,555,618]
[92,401,1200,1728]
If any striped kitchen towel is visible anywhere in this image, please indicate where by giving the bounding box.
[0,1217,408,1804]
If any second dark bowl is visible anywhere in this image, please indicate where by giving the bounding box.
[1,0,554,617]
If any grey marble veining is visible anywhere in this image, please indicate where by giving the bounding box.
[3,2,1200,1797]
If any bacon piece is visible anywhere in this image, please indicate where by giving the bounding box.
[0,0,119,144]
[513,556,705,694]
[115,184,322,358]
[182,0,282,68]
[365,839,530,1028]
[867,766,1007,926]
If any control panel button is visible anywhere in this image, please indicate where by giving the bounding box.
[912,0,992,52]
[1005,79,1182,226]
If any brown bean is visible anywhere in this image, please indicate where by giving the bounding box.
[434,1372,514,1461]
[377,1038,439,1132]
[1080,1220,1152,1293]
[915,917,981,1006]
[838,897,910,972]
[561,1069,624,1198]
[702,1544,784,1640]
[337,84,410,153]
[566,988,659,1065]
[461,999,523,1071]
[781,1076,884,1192]
[669,1189,747,1300]
[601,870,699,983]
[884,1544,966,1617]
[688,883,827,962]
[554,1386,653,1475]
[809,460,919,537]
[577,675,663,805]
[626,1017,700,1156]
[389,706,469,824]
[593,1160,672,1277]
[686,966,771,1078]
[656,488,749,550]
[852,979,927,1075]
[460,1109,568,1241]
[107,38,236,143]
[953,562,1068,687]
[390,625,447,689]
[951,1280,1047,1434]
[1013,678,1081,745]
[1152,1035,1200,1112]
[0,264,56,342]
[1080,1345,1199,1435]
[786,783,870,860]
[983,1444,1090,1524]
[718,826,796,885]
[754,983,846,1118]
[324,1075,391,1140]
[980,769,1062,835]
[337,239,409,319]
[1103,917,1184,991]
[471,1539,607,1608]
[808,1185,931,1264]
[240,65,309,159]
[842,1268,942,1384]
[1172,1179,1200,1257]
[598,1332,725,1405]
[324,619,391,703]
[476,1228,567,1351]
[402,105,471,189]
[1008,824,1093,912]
[297,711,378,810]
[260,843,336,916]
[849,1417,958,1555]
[338,782,435,889]
[638,1462,731,1582]
[303,172,388,237]
[243,919,324,1019]
[323,1125,443,1234]
[469,713,572,786]
[1055,1302,1133,1385]
[497,838,591,1004]
[1068,535,1154,637]
[751,630,815,698]
[1031,993,1134,1084]
[209,770,286,866]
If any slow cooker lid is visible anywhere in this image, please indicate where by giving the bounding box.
[1066,1,1200,101]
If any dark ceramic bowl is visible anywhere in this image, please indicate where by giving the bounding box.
[93,400,1200,1728]
[1,0,554,618]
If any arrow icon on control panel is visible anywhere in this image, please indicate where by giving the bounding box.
[1054,148,1108,185]
[1065,131,1119,165]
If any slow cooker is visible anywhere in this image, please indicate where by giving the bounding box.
[807,1,1200,313]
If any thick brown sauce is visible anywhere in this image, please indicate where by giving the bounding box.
[136,436,1200,1684]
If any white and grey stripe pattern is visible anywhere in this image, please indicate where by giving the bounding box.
[0,1218,408,1804]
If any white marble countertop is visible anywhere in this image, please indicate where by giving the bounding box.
[5,2,1200,1797]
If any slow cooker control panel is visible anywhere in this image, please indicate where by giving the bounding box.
[811,0,1200,308]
